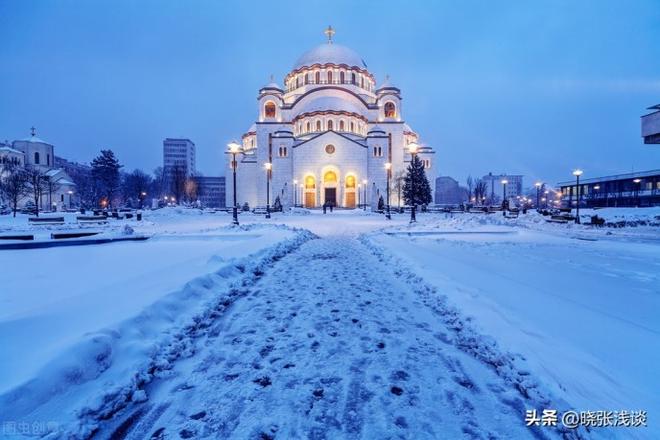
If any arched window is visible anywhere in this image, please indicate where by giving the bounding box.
[360,76,364,88]
[384,102,396,118]
[324,171,337,184]
[305,176,315,189]
[346,175,356,188]
[327,71,332,83]
[351,72,356,84]
[339,120,345,131]
[305,73,309,85]
[340,71,345,83]
[264,102,276,118]
[34,152,40,164]
[316,120,322,131]
[350,121,354,132]
[306,121,311,132]
[315,71,320,84]
[327,120,333,131]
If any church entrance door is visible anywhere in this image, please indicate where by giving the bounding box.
[345,192,356,208]
[324,188,336,207]
[304,192,315,208]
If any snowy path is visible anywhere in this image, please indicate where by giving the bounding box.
[98,236,562,440]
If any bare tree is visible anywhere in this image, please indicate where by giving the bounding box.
[25,167,49,217]
[45,173,62,210]
[474,179,488,205]
[184,177,198,203]
[169,165,187,203]
[393,170,405,210]
[0,163,30,217]
[466,175,474,203]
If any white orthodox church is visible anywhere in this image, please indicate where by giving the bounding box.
[227,28,436,210]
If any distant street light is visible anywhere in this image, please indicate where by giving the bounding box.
[572,169,583,224]
[227,141,241,225]
[408,142,419,223]
[385,162,392,220]
[265,162,272,219]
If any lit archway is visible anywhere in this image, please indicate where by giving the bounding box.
[345,175,356,208]
[304,175,316,208]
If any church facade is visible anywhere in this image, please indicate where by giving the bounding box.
[227,28,436,210]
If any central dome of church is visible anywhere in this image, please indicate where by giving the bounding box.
[293,43,367,71]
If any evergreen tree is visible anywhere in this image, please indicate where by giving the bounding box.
[403,155,432,207]
[91,150,122,208]
[377,195,385,211]
[273,195,282,212]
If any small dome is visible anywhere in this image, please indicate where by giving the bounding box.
[377,75,399,92]
[293,43,367,71]
[20,135,52,145]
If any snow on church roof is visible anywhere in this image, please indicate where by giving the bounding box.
[293,43,367,71]
[19,135,52,145]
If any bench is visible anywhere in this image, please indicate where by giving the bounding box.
[0,234,34,241]
[503,211,519,219]
[28,216,65,225]
[51,231,100,240]
[252,206,268,214]
[547,214,574,223]
[77,215,109,225]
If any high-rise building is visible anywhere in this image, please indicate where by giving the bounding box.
[163,138,196,178]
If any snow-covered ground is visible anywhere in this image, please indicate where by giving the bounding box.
[0,207,657,438]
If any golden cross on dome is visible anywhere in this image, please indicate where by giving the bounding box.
[324,25,335,43]
[30,126,36,136]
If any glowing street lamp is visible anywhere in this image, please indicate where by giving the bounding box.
[385,162,392,220]
[264,162,272,219]
[293,179,298,207]
[572,169,583,224]
[534,182,542,208]
[500,179,508,211]
[408,142,419,223]
[227,141,241,225]
[362,178,368,211]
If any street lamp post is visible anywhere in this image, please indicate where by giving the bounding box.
[227,141,241,225]
[544,190,549,209]
[573,169,583,224]
[408,142,419,223]
[501,179,508,213]
[293,179,298,207]
[534,182,542,209]
[265,162,272,219]
[385,162,392,220]
[357,183,361,208]
[362,179,367,211]
[67,190,73,209]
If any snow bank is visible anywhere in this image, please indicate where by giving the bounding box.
[0,222,315,438]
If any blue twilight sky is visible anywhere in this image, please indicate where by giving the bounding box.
[1,0,659,186]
